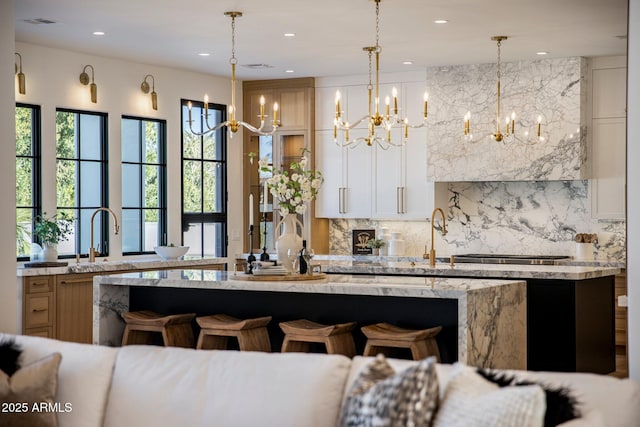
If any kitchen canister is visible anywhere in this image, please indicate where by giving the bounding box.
[387,232,405,256]
[378,227,390,256]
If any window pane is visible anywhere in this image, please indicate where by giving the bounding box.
[79,209,99,256]
[122,164,141,207]
[145,121,159,164]
[203,162,224,213]
[183,222,201,256]
[203,222,223,256]
[183,160,202,213]
[144,165,159,208]
[56,111,76,158]
[16,207,33,258]
[80,162,102,207]
[183,105,201,158]
[122,209,141,253]
[259,135,273,179]
[15,107,32,156]
[121,119,140,162]
[56,160,76,208]
[144,209,160,251]
[16,158,33,207]
[57,208,77,256]
[80,114,102,160]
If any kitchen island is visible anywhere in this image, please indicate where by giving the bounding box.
[322,259,621,374]
[94,270,527,370]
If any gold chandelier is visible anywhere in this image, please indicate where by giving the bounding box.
[333,0,428,148]
[188,11,280,138]
[463,36,544,144]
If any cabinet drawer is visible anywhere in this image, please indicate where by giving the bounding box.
[25,276,54,293]
[25,293,54,328]
[24,326,54,338]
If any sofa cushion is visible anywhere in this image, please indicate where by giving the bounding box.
[339,354,439,427]
[103,346,352,427]
[0,352,62,427]
[433,363,546,427]
[6,334,119,427]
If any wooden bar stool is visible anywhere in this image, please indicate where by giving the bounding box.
[196,314,272,352]
[279,319,357,357]
[121,310,195,348]
[361,322,442,361]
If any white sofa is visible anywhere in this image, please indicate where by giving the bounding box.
[3,333,640,427]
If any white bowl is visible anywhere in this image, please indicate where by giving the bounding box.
[154,246,189,260]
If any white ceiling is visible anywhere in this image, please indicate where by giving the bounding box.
[14,0,629,80]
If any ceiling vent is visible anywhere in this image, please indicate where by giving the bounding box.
[241,64,274,69]
[23,18,57,25]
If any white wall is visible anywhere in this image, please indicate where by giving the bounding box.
[627,0,640,382]
[13,42,245,261]
[0,0,18,333]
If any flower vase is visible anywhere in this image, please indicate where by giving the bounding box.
[276,214,303,272]
[42,243,58,262]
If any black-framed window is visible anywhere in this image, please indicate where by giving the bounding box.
[181,99,227,257]
[56,109,109,257]
[121,116,167,254]
[16,103,41,260]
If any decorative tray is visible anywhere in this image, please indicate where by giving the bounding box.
[230,273,327,282]
[23,261,69,268]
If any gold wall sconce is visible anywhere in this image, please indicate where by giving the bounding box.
[15,52,26,94]
[141,74,158,110]
[79,64,97,103]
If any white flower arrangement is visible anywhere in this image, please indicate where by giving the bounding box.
[259,149,323,216]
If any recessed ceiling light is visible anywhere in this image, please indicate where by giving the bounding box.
[285,70,295,73]
[93,31,105,36]
[402,61,413,65]
[434,19,448,24]
[198,53,211,57]
[284,33,296,37]
[536,51,549,55]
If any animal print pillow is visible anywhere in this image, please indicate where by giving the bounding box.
[340,354,439,427]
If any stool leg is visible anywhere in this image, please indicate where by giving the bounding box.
[410,340,432,361]
[426,338,441,362]
[281,337,310,353]
[326,334,356,357]
[122,326,154,346]
[197,332,229,350]
[163,323,195,348]
[238,328,271,352]
[363,343,390,358]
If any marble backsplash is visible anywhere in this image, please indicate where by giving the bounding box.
[329,181,626,262]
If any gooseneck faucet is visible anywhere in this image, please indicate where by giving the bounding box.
[89,207,120,262]
[427,207,447,268]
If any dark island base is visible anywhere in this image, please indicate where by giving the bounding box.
[129,287,459,363]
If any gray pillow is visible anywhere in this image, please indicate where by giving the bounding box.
[0,352,62,427]
[340,354,439,427]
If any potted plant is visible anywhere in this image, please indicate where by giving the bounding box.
[33,212,73,261]
[367,238,385,256]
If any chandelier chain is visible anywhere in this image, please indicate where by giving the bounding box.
[230,14,237,65]
[368,49,373,89]
[375,0,380,51]
[496,39,501,80]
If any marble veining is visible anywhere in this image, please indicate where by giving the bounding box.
[94,271,526,369]
[426,57,586,181]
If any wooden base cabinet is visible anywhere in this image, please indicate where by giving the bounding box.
[22,276,55,338]
[56,274,94,344]
[21,263,226,343]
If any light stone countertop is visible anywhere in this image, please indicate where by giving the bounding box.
[94,269,523,298]
[319,260,620,280]
[17,256,228,277]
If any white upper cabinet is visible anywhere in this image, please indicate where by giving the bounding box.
[315,72,443,220]
[589,56,627,220]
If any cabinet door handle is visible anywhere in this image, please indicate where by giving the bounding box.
[32,308,48,313]
[397,187,406,214]
[59,277,91,285]
[31,282,47,287]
